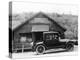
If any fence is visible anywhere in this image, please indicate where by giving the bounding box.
[12,43,32,53]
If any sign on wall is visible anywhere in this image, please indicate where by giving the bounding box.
[32,25,49,32]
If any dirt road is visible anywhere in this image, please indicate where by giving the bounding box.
[12,45,78,59]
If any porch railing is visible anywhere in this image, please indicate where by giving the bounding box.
[12,43,32,53]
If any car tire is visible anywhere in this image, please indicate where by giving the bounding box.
[66,43,74,51]
[36,45,45,55]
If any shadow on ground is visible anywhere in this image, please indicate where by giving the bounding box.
[35,49,73,55]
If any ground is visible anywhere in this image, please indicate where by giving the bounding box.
[12,45,78,59]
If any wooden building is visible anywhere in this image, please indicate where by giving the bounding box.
[10,12,66,52]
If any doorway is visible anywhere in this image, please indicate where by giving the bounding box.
[32,32,43,42]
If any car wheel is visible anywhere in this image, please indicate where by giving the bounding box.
[66,43,74,51]
[36,45,45,55]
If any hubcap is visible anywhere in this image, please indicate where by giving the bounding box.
[38,46,44,53]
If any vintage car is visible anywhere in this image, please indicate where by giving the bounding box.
[32,31,74,54]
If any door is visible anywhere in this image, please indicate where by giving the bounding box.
[33,32,43,42]
[44,33,59,47]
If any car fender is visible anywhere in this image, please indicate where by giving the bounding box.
[66,41,74,45]
[36,42,43,45]
[33,42,47,51]
[59,39,70,43]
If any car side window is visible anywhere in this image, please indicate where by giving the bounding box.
[45,34,53,40]
[45,34,50,40]
[54,34,59,40]
[45,33,59,40]
[49,34,53,40]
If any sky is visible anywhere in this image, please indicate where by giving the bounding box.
[12,2,78,15]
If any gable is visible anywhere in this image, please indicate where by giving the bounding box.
[29,18,51,24]
[13,12,66,32]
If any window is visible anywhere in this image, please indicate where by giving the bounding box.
[45,33,59,40]
[54,35,58,39]
[45,34,53,40]
[19,33,32,43]
[46,34,49,40]
[20,36,26,43]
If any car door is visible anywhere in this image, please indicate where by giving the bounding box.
[52,33,60,46]
[44,33,59,47]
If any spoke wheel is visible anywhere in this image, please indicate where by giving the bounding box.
[66,43,74,51]
[36,45,45,55]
